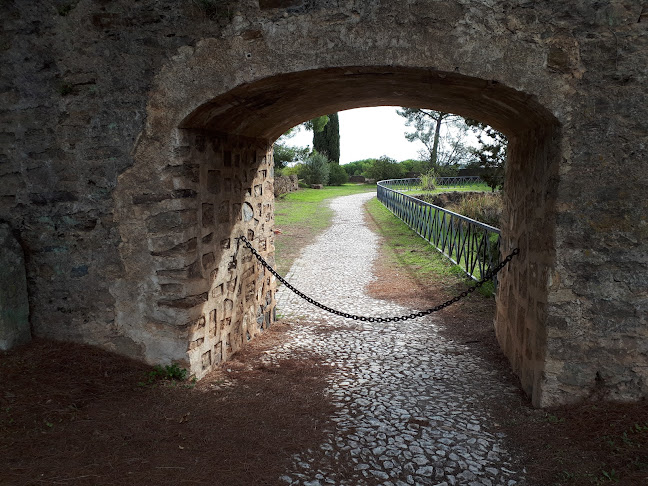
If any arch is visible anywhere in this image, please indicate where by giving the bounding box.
[114,59,560,406]
[1,0,644,411]
[106,1,648,408]
[178,67,555,140]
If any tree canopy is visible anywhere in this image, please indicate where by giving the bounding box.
[303,115,330,133]
[273,143,309,171]
[397,108,472,176]
[465,119,508,192]
[363,156,405,181]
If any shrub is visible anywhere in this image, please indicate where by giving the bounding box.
[364,156,404,181]
[446,193,503,228]
[277,164,301,177]
[328,163,349,186]
[298,151,330,185]
[419,168,438,190]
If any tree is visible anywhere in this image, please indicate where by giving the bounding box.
[399,159,429,176]
[273,143,309,171]
[465,119,508,192]
[327,162,349,185]
[343,159,374,176]
[313,112,340,164]
[273,115,330,171]
[397,108,471,175]
[304,115,329,133]
[298,151,330,185]
[364,156,405,181]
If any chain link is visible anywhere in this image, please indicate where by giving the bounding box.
[237,235,519,323]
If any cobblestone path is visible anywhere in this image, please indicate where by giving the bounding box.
[274,192,525,486]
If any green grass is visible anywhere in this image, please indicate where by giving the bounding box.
[274,183,497,298]
[365,197,496,297]
[275,183,375,225]
[400,182,492,194]
[365,197,466,282]
[274,183,375,276]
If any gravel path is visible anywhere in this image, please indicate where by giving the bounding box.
[274,192,525,486]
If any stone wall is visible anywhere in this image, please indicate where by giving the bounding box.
[274,174,299,196]
[112,130,276,377]
[495,125,560,405]
[1,0,646,403]
[0,223,30,350]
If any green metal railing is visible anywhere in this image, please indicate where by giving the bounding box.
[377,178,501,285]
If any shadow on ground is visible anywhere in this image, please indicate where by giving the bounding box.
[0,325,333,486]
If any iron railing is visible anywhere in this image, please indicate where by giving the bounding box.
[377,178,501,285]
[384,176,483,192]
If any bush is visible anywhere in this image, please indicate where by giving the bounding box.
[364,156,405,181]
[279,164,301,177]
[419,168,438,190]
[446,193,503,228]
[328,163,349,186]
[298,151,330,185]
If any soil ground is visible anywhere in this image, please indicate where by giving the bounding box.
[0,324,334,486]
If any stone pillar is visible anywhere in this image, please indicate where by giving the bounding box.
[495,124,560,407]
[112,129,277,379]
[0,223,30,350]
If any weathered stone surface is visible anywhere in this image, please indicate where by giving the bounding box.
[274,175,299,196]
[1,0,645,403]
[0,223,30,351]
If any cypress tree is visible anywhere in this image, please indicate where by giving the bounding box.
[313,112,340,164]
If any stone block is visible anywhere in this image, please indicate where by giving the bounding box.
[146,209,197,233]
[157,292,208,309]
[0,223,30,351]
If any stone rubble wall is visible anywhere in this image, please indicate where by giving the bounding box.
[274,174,299,197]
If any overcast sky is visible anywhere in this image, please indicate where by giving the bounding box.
[282,106,427,165]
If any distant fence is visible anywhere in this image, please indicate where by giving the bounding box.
[383,176,483,192]
[377,178,501,285]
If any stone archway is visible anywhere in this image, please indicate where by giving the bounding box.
[95,2,645,408]
[2,0,645,410]
[114,57,560,407]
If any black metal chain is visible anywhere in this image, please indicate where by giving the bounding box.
[237,235,519,323]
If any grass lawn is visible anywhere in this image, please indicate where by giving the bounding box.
[365,197,497,296]
[273,183,376,276]
[364,197,463,282]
